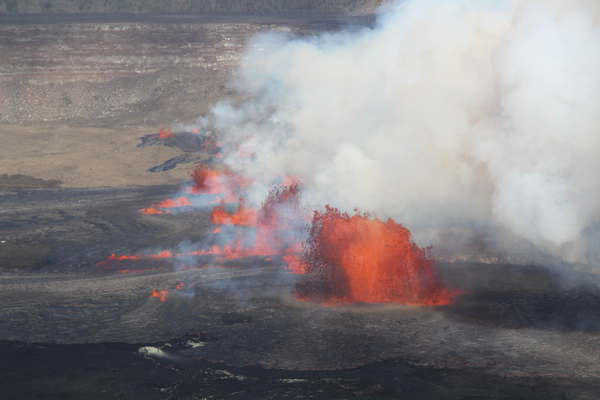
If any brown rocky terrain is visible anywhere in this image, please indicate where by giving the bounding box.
[2,0,386,14]
[0,14,372,188]
[0,19,332,124]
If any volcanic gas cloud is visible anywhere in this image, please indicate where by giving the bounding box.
[181,0,600,268]
[189,163,251,202]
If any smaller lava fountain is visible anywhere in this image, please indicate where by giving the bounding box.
[189,164,252,202]
[295,206,454,306]
[210,197,257,227]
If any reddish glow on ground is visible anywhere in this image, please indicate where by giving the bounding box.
[108,250,172,261]
[151,289,169,301]
[109,253,141,261]
[153,196,192,208]
[104,181,306,263]
[115,180,306,262]
[140,197,191,214]
[176,282,184,290]
[150,250,173,259]
[158,128,172,138]
[140,207,163,215]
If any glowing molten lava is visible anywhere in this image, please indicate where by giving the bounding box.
[140,197,191,214]
[210,197,257,227]
[109,253,141,261]
[108,179,306,272]
[177,180,307,260]
[158,128,172,138]
[200,181,307,259]
[140,207,164,215]
[151,289,169,301]
[154,196,191,208]
[151,250,173,259]
[295,206,453,306]
[283,253,305,274]
[176,282,184,290]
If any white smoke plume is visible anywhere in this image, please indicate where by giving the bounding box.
[191,0,600,265]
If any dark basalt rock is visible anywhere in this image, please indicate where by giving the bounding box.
[147,153,213,173]
[138,130,221,172]
[137,130,219,153]
[1,339,597,400]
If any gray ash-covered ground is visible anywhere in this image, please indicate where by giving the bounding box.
[1,186,600,398]
[0,174,62,192]
[3,339,597,400]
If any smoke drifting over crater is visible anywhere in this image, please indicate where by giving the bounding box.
[190,0,600,265]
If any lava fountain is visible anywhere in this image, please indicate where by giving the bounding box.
[295,206,455,306]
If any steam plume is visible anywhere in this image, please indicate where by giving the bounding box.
[191,0,600,265]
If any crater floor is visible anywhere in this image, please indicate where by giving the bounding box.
[1,185,600,399]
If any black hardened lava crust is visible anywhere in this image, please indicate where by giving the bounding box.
[2,339,598,400]
[2,187,600,399]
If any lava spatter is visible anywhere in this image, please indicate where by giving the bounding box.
[210,197,257,227]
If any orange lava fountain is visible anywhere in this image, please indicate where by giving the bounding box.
[295,206,454,306]
[253,182,306,257]
[184,180,306,260]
